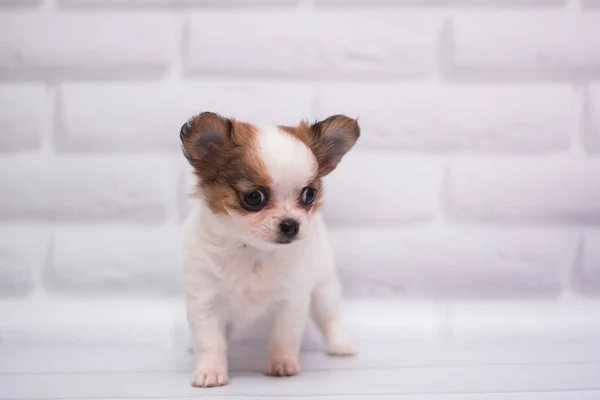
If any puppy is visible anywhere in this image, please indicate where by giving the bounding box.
[180,112,359,387]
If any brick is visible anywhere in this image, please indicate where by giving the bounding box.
[58,82,313,152]
[447,158,600,223]
[0,13,177,80]
[59,0,297,7]
[575,232,600,295]
[318,0,562,5]
[189,12,441,78]
[318,83,572,152]
[322,153,441,224]
[0,85,46,152]
[0,0,42,7]
[0,156,176,222]
[332,227,575,298]
[0,228,46,297]
[49,227,181,294]
[186,12,314,76]
[587,84,600,152]
[313,12,441,78]
[451,13,600,79]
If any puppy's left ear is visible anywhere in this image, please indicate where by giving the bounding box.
[310,115,360,177]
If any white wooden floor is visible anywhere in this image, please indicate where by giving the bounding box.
[1,337,600,399]
[1,300,600,399]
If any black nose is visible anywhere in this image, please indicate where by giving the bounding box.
[279,219,299,238]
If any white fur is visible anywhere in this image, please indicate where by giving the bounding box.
[257,125,317,194]
[181,127,354,388]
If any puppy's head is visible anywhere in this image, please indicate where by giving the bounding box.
[181,112,359,249]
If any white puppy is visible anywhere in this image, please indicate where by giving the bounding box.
[180,112,359,387]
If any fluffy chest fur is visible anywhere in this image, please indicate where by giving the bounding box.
[181,203,321,324]
[209,245,293,322]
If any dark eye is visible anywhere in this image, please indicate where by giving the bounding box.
[243,189,268,210]
[300,187,317,206]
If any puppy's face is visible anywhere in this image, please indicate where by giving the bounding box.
[181,113,359,249]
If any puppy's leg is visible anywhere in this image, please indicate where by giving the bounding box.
[266,299,309,377]
[311,274,356,356]
[187,297,229,387]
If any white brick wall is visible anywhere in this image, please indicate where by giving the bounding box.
[577,231,600,294]
[0,0,599,312]
[318,83,573,152]
[0,13,178,80]
[0,85,47,152]
[321,153,442,224]
[311,13,442,78]
[450,13,600,79]
[588,84,600,152]
[186,12,314,77]
[447,158,600,223]
[58,82,313,152]
[0,228,46,297]
[331,227,578,298]
[0,0,41,6]
[0,156,176,222]
[49,227,181,294]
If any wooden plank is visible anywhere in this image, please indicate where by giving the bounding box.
[66,394,600,400]
[1,363,599,398]
[2,338,600,374]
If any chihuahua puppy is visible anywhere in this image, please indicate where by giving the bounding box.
[180,112,359,387]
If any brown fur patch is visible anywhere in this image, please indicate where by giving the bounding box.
[280,115,360,213]
[181,112,271,214]
[279,115,360,177]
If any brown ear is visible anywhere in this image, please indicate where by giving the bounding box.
[180,112,232,168]
[309,115,360,177]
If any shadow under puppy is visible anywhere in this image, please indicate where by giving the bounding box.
[180,112,360,387]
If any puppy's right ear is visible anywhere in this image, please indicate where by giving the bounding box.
[180,112,232,166]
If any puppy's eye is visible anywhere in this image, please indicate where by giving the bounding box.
[300,187,317,206]
[243,189,268,210]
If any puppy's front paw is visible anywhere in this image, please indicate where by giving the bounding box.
[327,341,356,356]
[191,366,229,388]
[266,358,299,377]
